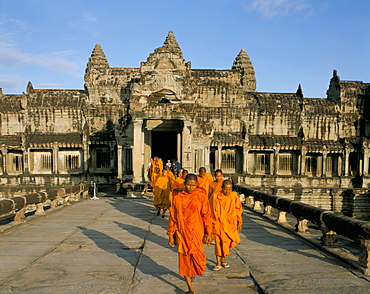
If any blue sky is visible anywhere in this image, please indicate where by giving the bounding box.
[0,0,369,97]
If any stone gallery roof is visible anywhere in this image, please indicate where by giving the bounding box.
[26,133,82,148]
[0,95,23,112]
[248,136,347,152]
[191,69,233,78]
[250,93,302,113]
[303,98,338,115]
[27,89,86,108]
[0,135,22,147]
[211,133,245,146]
[304,139,343,152]
[249,136,302,150]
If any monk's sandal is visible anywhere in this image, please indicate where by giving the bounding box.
[213,265,222,271]
[221,262,230,268]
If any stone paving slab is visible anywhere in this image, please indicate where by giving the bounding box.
[238,210,370,294]
[0,197,257,294]
[0,196,369,293]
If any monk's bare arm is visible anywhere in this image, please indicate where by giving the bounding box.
[234,193,243,231]
[167,205,178,247]
[200,193,213,246]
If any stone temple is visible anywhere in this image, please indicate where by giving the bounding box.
[0,31,369,217]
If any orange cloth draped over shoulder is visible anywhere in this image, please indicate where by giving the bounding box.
[208,179,224,199]
[171,177,185,202]
[153,175,172,209]
[149,157,163,186]
[196,173,213,196]
[167,170,176,182]
[150,171,161,187]
[167,188,213,277]
[209,190,243,258]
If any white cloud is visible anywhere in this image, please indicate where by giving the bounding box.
[30,50,81,76]
[35,83,63,89]
[0,17,35,44]
[0,74,22,91]
[0,43,81,76]
[0,16,81,76]
[246,0,313,18]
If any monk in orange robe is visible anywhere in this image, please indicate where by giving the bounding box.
[168,174,213,294]
[196,167,213,196]
[209,180,243,271]
[149,156,163,187]
[163,165,176,182]
[208,169,224,199]
[153,169,172,216]
[171,169,188,203]
[150,167,161,187]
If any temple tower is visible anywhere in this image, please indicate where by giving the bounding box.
[232,48,256,92]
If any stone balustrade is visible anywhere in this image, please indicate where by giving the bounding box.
[0,182,89,222]
[235,184,370,275]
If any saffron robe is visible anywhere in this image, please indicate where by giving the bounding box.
[167,170,176,182]
[196,173,213,196]
[171,176,185,202]
[149,157,163,182]
[153,175,172,209]
[209,191,243,257]
[167,188,213,277]
[150,171,161,187]
[208,179,224,199]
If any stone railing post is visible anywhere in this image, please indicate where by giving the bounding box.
[295,218,309,233]
[277,211,287,223]
[14,208,26,223]
[34,203,46,215]
[264,205,272,215]
[253,200,263,211]
[359,239,370,274]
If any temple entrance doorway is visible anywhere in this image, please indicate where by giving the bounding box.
[151,131,178,163]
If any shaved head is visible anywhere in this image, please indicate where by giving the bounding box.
[185,173,198,183]
[222,179,233,188]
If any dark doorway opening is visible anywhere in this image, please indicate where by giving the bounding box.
[151,131,177,162]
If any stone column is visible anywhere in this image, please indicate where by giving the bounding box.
[177,132,182,163]
[53,142,59,174]
[23,147,29,174]
[273,144,280,175]
[182,121,192,171]
[117,145,123,178]
[132,119,144,183]
[344,147,350,176]
[337,155,342,176]
[109,142,115,171]
[243,145,249,174]
[82,125,89,173]
[322,149,328,177]
[1,146,7,175]
[269,152,274,175]
[217,144,222,170]
[300,146,306,175]
[363,148,369,177]
[143,129,151,181]
[204,145,210,172]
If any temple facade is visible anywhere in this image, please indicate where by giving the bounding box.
[0,32,369,216]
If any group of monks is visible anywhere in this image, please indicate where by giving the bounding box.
[149,160,243,294]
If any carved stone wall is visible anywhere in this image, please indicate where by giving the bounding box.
[0,31,369,219]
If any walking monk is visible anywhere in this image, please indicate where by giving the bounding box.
[196,167,213,196]
[171,169,188,201]
[208,169,224,199]
[149,157,163,187]
[153,169,172,217]
[209,180,243,271]
[167,174,213,294]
